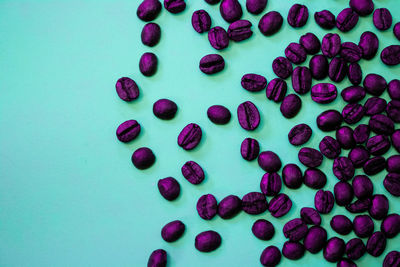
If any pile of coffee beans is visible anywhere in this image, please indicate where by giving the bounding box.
[117,0,400,266]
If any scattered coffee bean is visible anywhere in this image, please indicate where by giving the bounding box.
[386,100,400,122]
[242,192,268,215]
[205,0,220,4]
[311,83,337,104]
[153,99,178,120]
[260,172,282,196]
[164,0,186,14]
[363,156,386,175]
[116,120,141,143]
[252,219,275,240]
[283,218,308,241]
[220,0,242,23]
[369,194,389,220]
[323,237,345,262]
[317,110,343,131]
[246,0,267,15]
[346,238,366,260]
[353,215,374,238]
[137,0,162,21]
[177,123,202,150]
[347,63,363,85]
[237,101,260,131]
[329,57,348,83]
[331,215,353,235]
[364,97,387,116]
[388,79,400,100]
[195,230,221,252]
[381,45,400,66]
[266,78,287,102]
[280,94,302,118]
[315,189,334,214]
[381,214,400,238]
[300,33,321,54]
[304,226,327,253]
[158,177,180,201]
[364,73,387,96]
[366,231,387,257]
[228,20,253,42]
[314,10,336,29]
[141,23,161,47]
[292,66,312,94]
[336,126,356,149]
[116,77,139,102]
[241,73,267,92]
[366,135,390,156]
[218,195,242,219]
[394,22,400,41]
[336,8,359,32]
[346,198,372,213]
[260,246,281,267]
[309,54,329,80]
[161,220,185,242]
[337,258,356,267]
[334,181,354,206]
[342,103,365,125]
[369,114,394,135]
[192,10,212,33]
[349,0,374,16]
[132,147,155,170]
[353,124,370,144]
[319,136,341,159]
[304,168,327,189]
[268,193,292,217]
[199,54,225,74]
[285,43,307,64]
[197,194,218,220]
[300,207,321,225]
[359,31,379,59]
[258,11,283,36]
[352,175,373,199]
[282,164,303,189]
[333,157,355,181]
[147,249,167,267]
[387,155,400,173]
[373,8,392,31]
[349,146,370,168]
[392,130,400,152]
[383,173,400,197]
[139,52,158,76]
[208,27,229,50]
[282,241,305,260]
[341,86,365,103]
[272,57,293,79]
[287,4,309,28]
[298,147,323,168]
[181,161,205,184]
[383,251,400,267]
[241,137,260,161]
[288,123,312,146]
[340,42,362,63]
[207,105,231,125]
[258,151,282,172]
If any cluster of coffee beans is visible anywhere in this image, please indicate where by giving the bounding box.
[115,0,400,266]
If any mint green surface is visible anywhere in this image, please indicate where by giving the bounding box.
[1,0,400,266]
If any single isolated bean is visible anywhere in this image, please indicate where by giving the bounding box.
[260,246,281,267]
[139,52,158,76]
[218,195,241,219]
[388,79,400,100]
[116,120,141,143]
[147,249,167,267]
[304,168,327,189]
[288,123,312,146]
[208,27,229,50]
[349,0,374,16]
[381,214,400,238]
[366,231,387,257]
[260,172,282,196]
[314,190,334,214]
[237,101,260,131]
[381,45,400,66]
[137,0,162,21]
[309,54,329,80]
[341,86,365,103]
[207,105,231,124]
[280,94,302,118]
[268,193,292,217]
[266,78,287,102]
[298,147,323,168]
[246,0,267,15]
[314,10,335,29]
[241,137,260,161]
[161,220,185,242]
[363,73,387,96]
[197,194,218,220]
[336,8,359,32]
[132,147,155,170]
[192,10,212,33]
[285,43,307,64]
[199,54,225,74]
[287,4,309,28]
[300,33,321,54]
[346,238,366,260]
[141,23,161,47]
[227,20,253,42]
[331,214,353,235]
[242,192,268,215]
[359,31,379,60]
[153,99,178,120]
[300,207,321,225]
[163,0,186,14]
[258,151,282,173]
[373,8,392,31]
[282,163,303,189]
[352,175,373,199]
[115,77,139,102]
[241,73,267,92]
[177,123,202,150]
[158,177,180,201]
[319,136,341,159]
[347,63,363,85]
[316,110,342,132]
[252,219,275,240]
[292,66,312,94]
[181,161,205,184]
[220,0,242,23]
[283,218,308,242]
[323,237,346,262]
[195,230,221,252]
[311,83,337,104]
[258,11,283,36]
[272,57,293,79]
[282,241,305,260]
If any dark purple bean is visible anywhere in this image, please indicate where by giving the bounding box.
[131,147,155,170]
[300,207,321,225]
[208,27,229,50]
[342,103,365,125]
[260,246,281,267]
[314,190,334,214]
[341,86,365,103]
[280,94,301,118]
[333,157,355,181]
[336,126,355,149]
[304,168,327,189]
[383,251,400,267]
[177,123,202,150]
[384,173,400,197]
[139,52,158,76]
[272,57,293,79]
[340,42,362,63]
[283,218,308,241]
[349,146,370,168]
[242,192,268,215]
[287,4,308,28]
[207,105,231,125]
[268,193,292,218]
[199,54,225,74]
[220,0,242,23]
[347,63,362,85]
[258,151,282,173]
[319,136,341,159]
[192,10,212,33]
[369,114,394,135]
[304,226,327,253]
[311,83,337,104]
[227,20,253,42]
[323,237,345,262]
[181,161,204,184]
[386,100,400,122]
[392,130,400,153]
[137,0,162,21]
[346,198,372,213]
[158,177,180,201]
[298,147,323,168]
[116,77,139,102]
[241,137,260,161]
[300,33,320,54]
[349,0,374,16]
[292,66,312,94]
[147,249,167,267]
[205,0,220,4]
[195,230,221,252]
[329,57,348,83]
[381,214,400,238]
[373,8,392,31]
[153,99,178,120]
[163,0,185,14]
[116,120,141,143]
[241,73,267,92]
[141,23,161,47]
[237,101,260,131]
[395,22,400,41]
[217,195,241,219]
[387,155,400,173]
[252,219,275,240]
[282,164,303,189]
[285,43,307,64]
[366,135,390,156]
[288,123,312,146]
[266,78,287,102]
[369,194,389,220]
[364,97,387,116]
[314,10,335,29]
[322,33,341,58]
[258,11,283,36]
[352,175,373,199]
[336,8,359,32]
[161,220,185,242]
[246,0,267,15]
[260,172,282,196]
[317,110,343,132]
[388,79,400,100]
[363,74,387,96]
[346,238,366,260]
[197,194,218,220]
[282,241,305,260]
[381,45,400,66]
[337,258,356,267]
[359,31,379,60]
[353,215,374,238]
[334,181,354,206]
[363,156,386,175]
[353,124,370,144]
[309,54,329,80]
[366,231,386,257]
[331,215,353,235]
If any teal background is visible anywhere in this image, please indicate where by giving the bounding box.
[0,0,399,266]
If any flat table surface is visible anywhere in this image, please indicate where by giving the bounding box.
[1,0,400,266]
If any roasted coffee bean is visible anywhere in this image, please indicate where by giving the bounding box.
[352,175,373,199]
[387,100,400,122]
[353,124,370,144]
[304,168,327,189]
[197,194,218,220]
[329,57,348,83]
[207,105,231,124]
[218,195,241,219]
[268,193,292,218]
[300,33,320,54]
[220,0,242,23]
[116,77,139,101]
[331,215,353,235]
[373,8,392,31]
[282,241,305,260]
[319,136,341,159]
[205,0,220,4]
[300,207,321,225]
[164,0,186,14]
[161,220,185,242]
[287,4,309,28]
[369,194,389,220]
[388,79,400,100]
[280,94,302,118]
[141,23,161,47]
[309,54,329,80]
[387,155,400,173]
[369,114,394,135]
[158,177,180,201]
[237,101,260,130]
[139,52,158,76]
[266,78,287,102]
[363,156,386,175]
[342,103,365,125]
[366,135,390,156]
[364,74,387,96]
[260,172,282,196]
[395,22,400,41]
[381,214,400,238]
[260,246,281,267]
[283,218,308,241]
[333,157,355,181]
[252,219,275,240]
[383,251,400,267]
[304,226,327,253]
[381,45,400,66]
[353,215,374,238]
[181,161,205,184]
[341,86,365,103]
[317,110,342,131]
[324,238,346,263]
[199,54,225,74]
[131,147,155,170]
[177,123,202,150]
[292,66,312,94]
[147,249,167,267]
[349,146,370,168]
[195,230,221,252]
[298,147,323,168]
[282,164,303,189]
[366,232,386,257]
[340,42,362,63]
[258,151,282,173]
[285,43,307,64]
[392,130,400,153]
[384,173,400,197]
[334,181,354,206]
[359,31,379,59]
[315,189,334,214]
[336,8,359,32]
[241,137,260,161]
[137,0,162,21]
[228,20,253,41]
[314,10,336,29]
[242,192,268,215]
[347,63,363,85]
[346,238,366,260]
[258,11,283,36]
[192,10,212,33]
[337,259,357,267]
[272,57,293,79]
[350,0,374,16]
[241,74,267,92]
[336,126,356,150]
[311,83,337,104]
[208,27,229,50]
[153,99,178,120]
[288,123,312,146]
[246,0,267,15]
[116,120,141,143]
[346,198,372,213]
[364,97,387,116]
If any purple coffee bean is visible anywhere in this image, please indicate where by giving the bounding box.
[197,194,218,220]
[241,73,268,92]
[381,45,400,66]
[366,231,386,257]
[386,100,400,122]
[381,214,400,238]
[283,218,308,242]
[116,77,139,102]
[272,57,293,79]
[237,101,260,131]
[205,0,220,4]
[208,27,229,50]
[341,86,366,103]
[317,110,342,132]
[353,215,374,238]
[369,114,394,135]
[373,8,392,31]
[139,52,158,76]
[181,161,205,184]
[199,54,225,74]
[314,10,336,29]
[333,157,355,181]
[331,215,353,235]
[228,20,253,42]
[346,238,366,260]
[319,136,341,159]
[116,120,141,143]
[337,258,357,267]
[336,8,359,32]
[288,123,312,146]
[384,173,400,197]
[163,0,185,14]
[153,99,178,120]
[195,230,221,252]
[311,83,337,104]
[282,163,303,189]
[364,156,386,175]
[252,219,275,240]
[300,33,321,54]
[177,123,202,150]
[147,249,167,267]
[141,23,161,47]
[366,135,390,156]
[383,251,400,267]
[349,0,374,16]
[309,54,329,80]
[304,168,327,189]
[304,226,327,253]
[260,246,281,267]
[340,42,362,63]
[342,103,365,125]
[137,0,162,22]
[207,105,231,125]
[359,31,379,60]
[315,189,334,214]
[292,66,312,94]
[268,193,292,218]
[323,237,346,262]
[348,63,362,85]
[298,147,323,168]
[329,57,348,83]
[395,22,400,41]
[241,137,260,161]
[218,195,241,219]
[388,79,400,100]
[287,4,308,28]
[280,94,302,118]
[161,220,185,242]
[260,172,282,196]
[364,97,387,116]
[242,192,268,215]
[266,78,287,102]
[192,10,212,33]
[158,177,180,201]
[285,43,307,64]
[349,146,370,168]
[347,198,372,214]
[364,73,387,96]
[334,181,354,206]
[282,241,305,260]
[131,147,155,170]
[352,175,373,199]
[258,11,283,36]
[246,0,267,15]
[369,194,389,220]
[392,130,400,153]
[220,0,242,23]
[353,124,370,144]
[336,126,355,149]
[258,151,282,173]
[300,207,321,225]
[387,155,400,173]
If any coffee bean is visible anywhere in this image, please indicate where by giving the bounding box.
[315,189,334,214]
[272,57,293,79]
[384,173,400,197]
[116,120,141,142]
[363,156,386,175]
[392,130,400,153]
[337,259,356,267]
[207,105,231,124]
[246,0,267,15]
[387,155,400,173]
[309,54,329,80]
[161,220,185,242]
[336,8,359,32]
[341,86,365,103]
[137,0,162,21]
[282,164,303,189]
[333,157,355,181]
[177,123,202,150]
[354,215,375,238]
[300,207,321,225]
[346,238,366,260]
[147,249,167,267]
[336,126,356,150]
[192,10,212,33]
[139,52,158,76]
[288,124,312,146]
[373,8,392,31]
[364,97,387,116]
[381,214,400,238]
[319,136,341,159]
[386,100,400,122]
[369,194,389,220]
[352,175,373,199]
[237,101,260,130]
[353,124,370,144]
[266,78,287,102]
[317,110,342,131]
[359,31,379,59]
[241,73,267,92]
[258,11,283,36]
[260,173,282,196]
[311,83,337,104]
[228,20,253,41]
[298,147,323,168]
[131,147,155,170]
[334,181,354,206]
[347,63,363,85]
[369,114,394,135]
[197,194,218,220]
[346,198,372,213]
[388,79,400,100]
[195,230,221,252]
[292,66,312,94]
[158,177,180,201]
[141,23,161,47]
[323,237,345,262]
[218,195,241,219]
[252,219,275,240]
[349,0,374,16]
[153,99,178,120]
[285,43,307,64]
[220,0,242,23]
[340,42,362,63]
[331,215,353,235]
[329,57,348,83]
[342,103,365,125]
[181,161,205,184]
[208,27,229,50]
[287,4,309,28]
[300,33,320,54]
[395,22,400,41]
[199,54,225,74]
[283,218,308,241]
[116,77,139,102]
[205,0,220,4]
[364,73,387,96]
[282,241,305,260]
[366,135,390,156]
[258,151,282,172]
[260,246,281,267]
[381,45,400,66]
[268,193,292,218]
[367,232,387,257]
[280,94,302,118]
[242,192,268,215]
[304,168,327,189]
[349,146,370,167]
[163,0,185,13]
[241,137,260,161]
[304,226,327,253]
[383,251,400,267]
[314,10,336,29]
